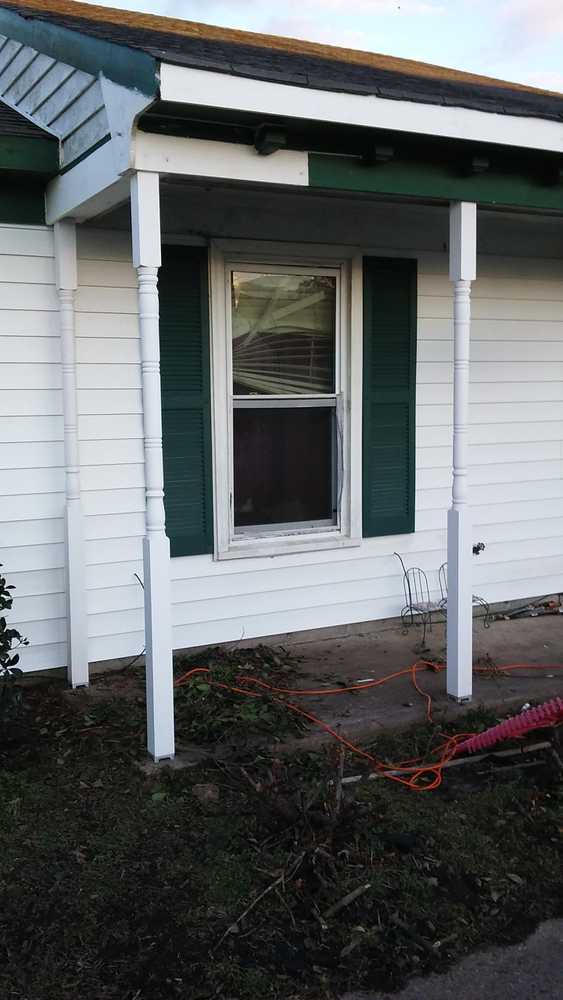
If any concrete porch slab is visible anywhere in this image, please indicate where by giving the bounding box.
[271,614,563,748]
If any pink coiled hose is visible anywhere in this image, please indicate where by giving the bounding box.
[455,697,563,755]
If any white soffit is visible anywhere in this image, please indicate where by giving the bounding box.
[160,63,563,155]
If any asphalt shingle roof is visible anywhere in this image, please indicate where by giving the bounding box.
[2,0,563,121]
[0,98,54,138]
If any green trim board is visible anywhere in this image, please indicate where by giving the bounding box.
[309,153,563,213]
[0,180,45,223]
[0,136,58,175]
[0,8,157,96]
[362,256,417,538]
[159,244,214,558]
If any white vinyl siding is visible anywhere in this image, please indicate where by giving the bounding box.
[75,229,146,663]
[0,225,66,670]
[168,243,563,651]
[1,204,562,672]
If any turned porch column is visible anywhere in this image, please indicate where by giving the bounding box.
[131,171,175,760]
[54,220,89,688]
[447,201,477,702]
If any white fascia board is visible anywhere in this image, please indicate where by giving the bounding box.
[134,132,308,185]
[160,63,563,155]
[46,141,130,224]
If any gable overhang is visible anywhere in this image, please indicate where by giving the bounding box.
[0,5,158,175]
[0,5,157,94]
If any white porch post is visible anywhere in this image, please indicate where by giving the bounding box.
[54,221,89,688]
[447,202,477,702]
[130,171,175,760]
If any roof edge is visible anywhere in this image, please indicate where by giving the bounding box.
[0,5,158,96]
[0,0,560,100]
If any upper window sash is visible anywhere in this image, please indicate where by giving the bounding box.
[226,263,342,400]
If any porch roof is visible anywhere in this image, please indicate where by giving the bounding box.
[2,0,563,122]
[0,97,57,173]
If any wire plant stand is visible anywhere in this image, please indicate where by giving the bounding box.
[395,552,491,646]
[395,553,446,646]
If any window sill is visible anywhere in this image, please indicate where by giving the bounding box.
[215,532,362,561]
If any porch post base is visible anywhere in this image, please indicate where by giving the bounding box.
[446,506,473,702]
[65,498,89,688]
[143,533,175,761]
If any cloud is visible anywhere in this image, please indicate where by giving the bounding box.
[260,16,369,48]
[500,0,563,39]
[161,0,443,18]
[138,0,444,49]
[518,70,563,93]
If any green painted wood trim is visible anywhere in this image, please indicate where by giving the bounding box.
[362,257,417,539]
[160,245,214,558]
[0,136,58,175]
[0,8,157,96]
[0,184,45,224]
[309,153,563,213]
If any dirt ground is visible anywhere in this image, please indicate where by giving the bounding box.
[1,621,562,1000]
[341,918,563,1000]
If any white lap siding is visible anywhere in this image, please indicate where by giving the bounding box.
[169,248,563,651]
[75,229,146,664]
[0,224,67,670]
[2,216,562,672]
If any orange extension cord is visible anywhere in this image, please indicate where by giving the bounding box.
[174,661,563,792]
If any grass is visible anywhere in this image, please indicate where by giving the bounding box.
[0,650,561,1000]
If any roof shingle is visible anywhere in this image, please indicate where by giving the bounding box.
[1,0,563,121]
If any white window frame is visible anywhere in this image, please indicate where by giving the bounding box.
[210,240,363,560]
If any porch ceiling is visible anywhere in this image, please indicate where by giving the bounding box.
[89,181,563,265]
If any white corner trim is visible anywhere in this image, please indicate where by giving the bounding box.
[134,132,308,186]
[54,220,89,688]
[160,63,563,155]
[349,254,364,542]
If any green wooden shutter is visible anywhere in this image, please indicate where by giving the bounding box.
[159,245,213,557]
[362,256,417,537]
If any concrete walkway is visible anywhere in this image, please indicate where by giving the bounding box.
[340,919,563,1000]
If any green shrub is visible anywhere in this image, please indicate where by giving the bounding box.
[0,564,28,723]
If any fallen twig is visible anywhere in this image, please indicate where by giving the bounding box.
[477,760,541,775]
[323,882,371,920]
[274,886,296,929]
[334,744,345,817]
[549,745,563,773]
[214,851,305,951]
[340,740,552,786]
[391,913,435,954]
[240,766,262,793]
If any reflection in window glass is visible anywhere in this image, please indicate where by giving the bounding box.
[231,272,336,395]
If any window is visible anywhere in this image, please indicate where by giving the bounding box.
[211,247,361,559]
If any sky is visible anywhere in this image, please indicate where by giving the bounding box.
[86,0,563,93]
